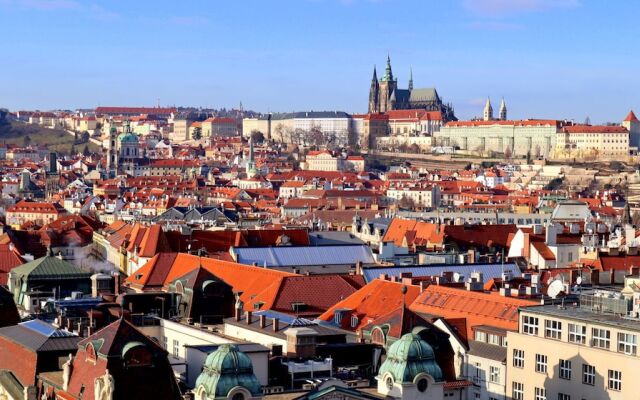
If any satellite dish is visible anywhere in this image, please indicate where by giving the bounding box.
[547,279,564,299]
[453,272,461,283]
[576,276,582,285]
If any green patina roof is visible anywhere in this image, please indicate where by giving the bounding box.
[117,131,139,143]
[195,344,262,399]
[11,256,91,280]
[378,333,443,383]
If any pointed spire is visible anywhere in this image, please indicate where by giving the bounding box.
[499,97,507,121]
[382,54,393,82]
[483,97,493,121]
[372,65,378,82]
[408,67,414,91]
[624,110,639,122]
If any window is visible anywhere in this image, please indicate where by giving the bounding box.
[512,382,524,400]
[488,333,501,345]
[490,366,500,383]
[535,354,547,373]
[582,364,595,385]
[474,362,482,384]
[617,332,637,355]
[592,328,610,349]
[513,349,524,368]
[558,394,570,400]
[535,387,546,400]
[172,339,180,358]
[568,323,586,344]
[545,319,562,340]
[608,370,622,391]
[559,359,572,380]
[523,315,539,335]
[475,331,487,342]
[162,336,167,350]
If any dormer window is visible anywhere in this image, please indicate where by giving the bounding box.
[291,302,306,313]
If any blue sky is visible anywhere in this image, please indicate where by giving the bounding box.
[0,0,638,122]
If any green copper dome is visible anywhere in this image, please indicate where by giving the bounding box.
[117,131,139,143]
[195,344,262,399]
[378,333,443,383]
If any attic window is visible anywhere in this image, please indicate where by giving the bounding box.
[291,302,307,313]
[350,315,359,328]
[254,302,264,310]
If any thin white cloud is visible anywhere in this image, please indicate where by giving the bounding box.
[462,0,579,17]
[89,4,119,21]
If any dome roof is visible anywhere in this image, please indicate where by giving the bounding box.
[195,344,261,399]
[117,132,139,143]
[378,333,443,383]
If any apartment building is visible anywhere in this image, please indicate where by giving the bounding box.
[507,288,640,400]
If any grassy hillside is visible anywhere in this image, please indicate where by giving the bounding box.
[0,120,101,155]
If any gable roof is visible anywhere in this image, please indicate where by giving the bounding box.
[318,279,421,331]
[125,252,296,303]
[246,275,366,317]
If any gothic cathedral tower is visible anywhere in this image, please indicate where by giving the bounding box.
[368,66,380,113]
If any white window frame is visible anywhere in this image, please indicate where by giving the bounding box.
[535,353,547,374]
[545,319,562,340]
[172,339,180,358]
[582,364,595,385]
[558,394,570,400]
[535,387,546,400]
[559,359,571,380]
[617,332,637,355]
[489,366,500,384]
[568,323,586,344]
[513,349,525,368]
[522,315,539,335]
[512,382,524,400]
[592,327,610,349]
[608,369,622,391]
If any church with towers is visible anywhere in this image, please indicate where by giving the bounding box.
[482,97,507,121]
[368,55,457,121]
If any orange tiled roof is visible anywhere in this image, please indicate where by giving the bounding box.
[409,285,538,338]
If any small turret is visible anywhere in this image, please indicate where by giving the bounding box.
[408,67,414,91]
[382,54,394,82]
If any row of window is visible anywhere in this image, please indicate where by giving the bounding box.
[513,349,622,391]
[513,370,621,400]
[522,316,638,355]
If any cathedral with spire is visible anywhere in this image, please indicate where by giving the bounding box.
[368,55,457,121]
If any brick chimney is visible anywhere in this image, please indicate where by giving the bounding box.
[246,311,253,325]
[272,317,279,332]
[234,307,241,321]
[259,314,266,329]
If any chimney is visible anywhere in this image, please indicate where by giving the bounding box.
[272,317,279,332]
[234,307,241,321]
[545,224,557,246]
[246,311,252,325]
[259,314,266,329]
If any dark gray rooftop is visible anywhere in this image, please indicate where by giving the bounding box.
[468,340,507,362]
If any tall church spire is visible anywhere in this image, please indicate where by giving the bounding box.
[368,65,380,113]
[483,97,493,121]
[408,67,413,91]
[499,98,507,120]
[382,54,393,82]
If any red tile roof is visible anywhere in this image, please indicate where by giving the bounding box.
[410,285,537,338]
[318,278,421,331]
[562,125,628,133]
[624,110,638,122]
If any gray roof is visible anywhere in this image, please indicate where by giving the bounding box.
[468,340,507,362]
[361,263,521,283]
[551,201,592,221]
[308,231,365,246]
[0,319,80,352]
[232,245,375,267]
[409,88,440,103]
[523,304,640,332]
